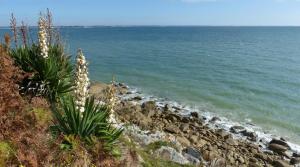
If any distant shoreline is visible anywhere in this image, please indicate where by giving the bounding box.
[1,25,300,29]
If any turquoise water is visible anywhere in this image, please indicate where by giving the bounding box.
[1,26,300,143]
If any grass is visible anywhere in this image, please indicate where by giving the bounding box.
[139,150,194,167]
[31,107,52,126]
[145,141,179,153]
[0,141,15,166]
[119,136,193,167]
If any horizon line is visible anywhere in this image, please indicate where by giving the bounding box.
[1,25,300,28]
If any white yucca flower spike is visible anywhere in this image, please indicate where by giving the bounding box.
[38,16,48,58]
[106,77,117,123]
[75,49,90,113]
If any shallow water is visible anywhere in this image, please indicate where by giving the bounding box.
[1,26,300,144]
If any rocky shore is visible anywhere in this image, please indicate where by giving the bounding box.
[91,82,300,167]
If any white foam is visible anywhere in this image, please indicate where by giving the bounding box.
[118,84,300,153]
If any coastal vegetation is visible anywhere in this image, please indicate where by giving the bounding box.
[0,10,123,166]
[1,10,300,167]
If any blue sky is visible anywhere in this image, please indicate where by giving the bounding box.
[1,0,300,26]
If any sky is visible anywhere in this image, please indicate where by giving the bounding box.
[1,0,300,26]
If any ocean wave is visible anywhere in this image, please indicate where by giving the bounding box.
[118,83,300,154]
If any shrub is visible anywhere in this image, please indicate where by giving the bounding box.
[10,44,74,102]
[51,96,123,150]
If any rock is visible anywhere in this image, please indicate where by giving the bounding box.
[249,157,257,163]
[290,157,300,165]
[164,125,180,134]
[225,138,238,146]
[209,116,221,123]
[177,136,190,146]
[129,104,142,113]
[269,143,288,154]
[237,156,245,164]
[196,139,207,148]
[273,160,291,167]
[248,162,261,167]
[179,124,189,133]
[189,135,198,144]
[190,112,199,118]
[293,152,300,157]
[172,106,181,110]
[166,114,181,122]
[227,155,235,164]
[181,117,190,123]
[241,130,257,141]
[132,96,142,101]
[183,153,200,166]
[216,129,230,139]
[154,146,189,164]
[142,101,156,110]
[183,147,202,160]
[255,153,268,161]
[141,101,156,118]
[126,91,132,94]
[163,104,170,111]
[209,158,226,167]
[129,111,151,129]
[118,88,128,95]
[230,125,245,133]
[269,139,290,149]
[89,82,107,99]
[118,82,126,87]
[203,150,218,161]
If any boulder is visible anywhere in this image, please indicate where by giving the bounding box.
[230,125,245,133]
[154,146,189,164]
[190,112,199,118]
[293,152,300,157]
[172,106,181,110]
[183,153,201,166]
[203,150,218,161]
[255,153,268,161]
[163,104,170,111]
[177,136,190,146]
[118,88,128,95]
[189,135,198,144]
[142,101,156,110]
[164,125,180,134]
[141,101,156,118]
[209,116,221,123]
[225,138,238,146]
[179,124,189,133]
[241,130,257,141]
[269,139,290,149]
[216,129,230,139]
[273,160,291,167]
[209,158,226,167]
[196,139,207,148]
[166,114,181,122]
[132,96,142,101]
[89,82,107,99]
[181,117,190,123]
[248,162,261,167]
[290,157,300,165]
[183,147,202,160]
[268,143,288,154]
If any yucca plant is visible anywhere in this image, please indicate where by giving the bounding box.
[51,96,123,149]
[10,44,74,101]
[9,45,37,72]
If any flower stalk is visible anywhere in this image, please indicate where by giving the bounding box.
[74,49,90,113]
[38,16,48,58]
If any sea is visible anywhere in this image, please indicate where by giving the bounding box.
[1,26,300,145]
